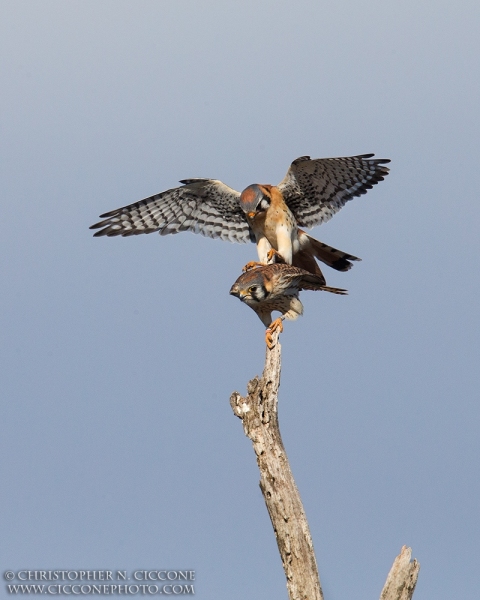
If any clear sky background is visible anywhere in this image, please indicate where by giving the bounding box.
[1,1,479,599]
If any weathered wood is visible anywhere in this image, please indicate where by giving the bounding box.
[230,329,323,600]
[380,546,420,600]
[230,329,420,600]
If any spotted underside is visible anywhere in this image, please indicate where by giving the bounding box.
[90,179,254,243]
[277,154,390,228]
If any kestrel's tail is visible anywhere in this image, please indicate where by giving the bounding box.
[298,230,361,272]
[296,271,348,295]
[321,285,348,295]
[291,249,326,282]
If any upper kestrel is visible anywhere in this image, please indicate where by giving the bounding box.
[90,154,390,281]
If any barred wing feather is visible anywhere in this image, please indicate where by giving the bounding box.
[90,179,253,243]
[277,154,390,228]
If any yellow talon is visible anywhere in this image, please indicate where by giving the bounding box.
[242,261,263,272]
[266,249,285,264]
[265,318,284,348]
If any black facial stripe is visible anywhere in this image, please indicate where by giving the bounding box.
[251,285,268,301]
[256,197,270,212]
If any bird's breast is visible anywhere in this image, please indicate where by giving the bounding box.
[264,206,296,248]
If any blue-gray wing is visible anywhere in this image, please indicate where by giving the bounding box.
[90,179,254,243]
[277,154,390,228]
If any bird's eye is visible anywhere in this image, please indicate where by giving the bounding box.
[248,286,258,293]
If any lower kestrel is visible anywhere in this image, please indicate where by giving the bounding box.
[229,263,347,348]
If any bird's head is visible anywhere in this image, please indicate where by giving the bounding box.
[229,269,270,306]
[239,184,272,220]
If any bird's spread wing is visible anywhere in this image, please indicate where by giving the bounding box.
[277,154,390,228]
[90,179,254,243]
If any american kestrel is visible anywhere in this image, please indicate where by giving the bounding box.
[229,264,347,348]
[90,153,389,281]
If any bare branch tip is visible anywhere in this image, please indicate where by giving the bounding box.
[380,546,420,600]
[247,377,260,396]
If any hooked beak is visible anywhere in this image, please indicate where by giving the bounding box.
[229,286,246,301]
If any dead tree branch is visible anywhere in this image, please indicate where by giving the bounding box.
[230,329,323,600]
[230,330,420,600]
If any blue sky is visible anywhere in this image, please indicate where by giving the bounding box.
[1,1,479,599]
